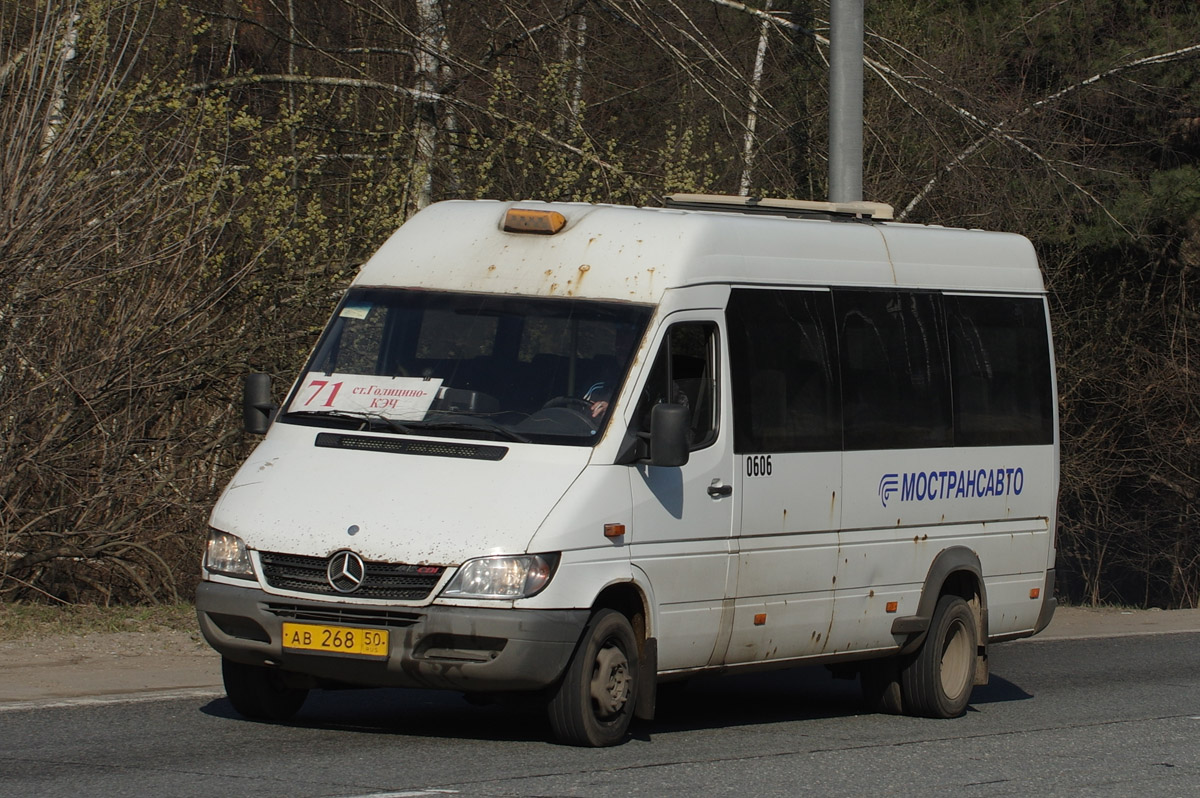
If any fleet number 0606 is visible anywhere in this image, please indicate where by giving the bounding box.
[746,455,773,477]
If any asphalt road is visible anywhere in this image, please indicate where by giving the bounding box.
[2,630,1197,798]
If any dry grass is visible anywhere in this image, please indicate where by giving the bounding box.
[0,601,196,641]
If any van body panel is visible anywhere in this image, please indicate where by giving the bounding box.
[354,201,1045,305]
[831,520,1052,649]
[211,422,589,567]
[516,465,634,609]
[879,223,1041,293]
[841,446,1049,532]
[728,449,842,663]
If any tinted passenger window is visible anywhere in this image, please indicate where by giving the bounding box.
[635,322,719,450]
[835,291,952,450]
[944,295,1054,446]
[726,288,841,453]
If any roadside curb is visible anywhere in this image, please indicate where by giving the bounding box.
[1026,605,1200,642]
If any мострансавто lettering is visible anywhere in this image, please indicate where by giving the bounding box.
[878,467,1024,508]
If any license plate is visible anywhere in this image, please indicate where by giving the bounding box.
[281,622,389,658]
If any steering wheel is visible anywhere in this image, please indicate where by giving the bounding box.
[543,396,593,413]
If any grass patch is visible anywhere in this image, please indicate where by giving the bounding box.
[0,601,196,641]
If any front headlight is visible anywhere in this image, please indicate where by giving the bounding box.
[440,553,560,599]
[204,529,255,579]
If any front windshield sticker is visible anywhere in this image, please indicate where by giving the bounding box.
[289,372,443,418]
[339,303,372,320]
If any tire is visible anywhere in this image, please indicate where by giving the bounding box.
[859,658,905,715]
[547,609,639,747]
[221,658,308,721]
[899,594,978,718]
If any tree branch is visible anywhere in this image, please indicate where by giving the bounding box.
[899,43,1200,220]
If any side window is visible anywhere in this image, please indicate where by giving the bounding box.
[835,290,952,450]
[726,288,841,453]
[635,322,720,450]
[944,295,1054,446]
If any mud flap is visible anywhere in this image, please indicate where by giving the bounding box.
[634,637,657,721]
[974,647,990,686]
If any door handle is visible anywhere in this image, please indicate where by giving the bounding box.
[707,481,733,498]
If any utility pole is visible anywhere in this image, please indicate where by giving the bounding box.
[828,0,864,203]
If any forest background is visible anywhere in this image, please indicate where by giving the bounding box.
[1,0,1197,609]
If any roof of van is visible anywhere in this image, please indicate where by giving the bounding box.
[354,199,1045,302]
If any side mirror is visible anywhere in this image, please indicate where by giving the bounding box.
[648,403,689,467]
[243,373,276,434]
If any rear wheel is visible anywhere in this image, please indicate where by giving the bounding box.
[899,594,978,718]
[221,658,308,721]
[547,609,639,747]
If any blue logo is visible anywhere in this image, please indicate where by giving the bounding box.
[878,473,900,507]
[879,467,1024,507]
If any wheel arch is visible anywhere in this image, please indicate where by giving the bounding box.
[593,581,651,641]
[892,546,988,656]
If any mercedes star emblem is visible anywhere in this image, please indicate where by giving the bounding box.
[327,550,366,593]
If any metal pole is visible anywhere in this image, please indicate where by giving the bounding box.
[828,0,864,203]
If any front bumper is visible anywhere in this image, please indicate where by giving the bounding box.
[196,581,588,692]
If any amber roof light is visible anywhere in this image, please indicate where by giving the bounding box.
[503,208,567,235]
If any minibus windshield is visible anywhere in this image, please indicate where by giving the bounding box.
[282,288,653,446]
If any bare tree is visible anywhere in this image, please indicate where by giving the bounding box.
[739,0,772,194]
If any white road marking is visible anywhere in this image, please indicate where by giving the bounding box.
[336,792,459,797]
[0,687,224,713]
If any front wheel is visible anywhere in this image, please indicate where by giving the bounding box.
[547,609,639,747]
[221,658,308,721]
[899,594,978,718]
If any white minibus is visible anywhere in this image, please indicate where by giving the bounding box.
[197,195,1058,746]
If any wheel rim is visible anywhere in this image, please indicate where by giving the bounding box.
[589,640,631,719]
[939,616,973,699]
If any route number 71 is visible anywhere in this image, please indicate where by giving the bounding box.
[302,378,344,407]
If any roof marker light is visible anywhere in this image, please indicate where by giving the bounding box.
[503,208,567,235]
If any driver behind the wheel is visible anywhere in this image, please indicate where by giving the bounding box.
[583,382,612,418]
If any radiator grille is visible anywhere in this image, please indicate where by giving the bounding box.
[259,551,445,601]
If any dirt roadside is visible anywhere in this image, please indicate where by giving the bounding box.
[1,606,1198,708]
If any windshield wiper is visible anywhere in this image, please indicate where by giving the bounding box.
[289,409,416,434]
[290,409,529,443]
[405,417,531,444]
